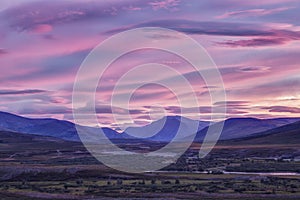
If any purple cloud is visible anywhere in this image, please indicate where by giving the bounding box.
[106,19,273,36]
[263,106,300,113]
[18,106,72,115]
[217,7,292,19]
[0,89,47,95]
[0,49,8,55]
[217,28,300,47]
[164,105,248,115]
[106,19,300,47]
[230,77,300,98]
[214,101,249,106]
[76,102,146,115]
[237,66,271,73]
[3,0,146,32]
[149,0,181,11]
[217,38,291,47]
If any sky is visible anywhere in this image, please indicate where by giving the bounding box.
[1,0,300,129]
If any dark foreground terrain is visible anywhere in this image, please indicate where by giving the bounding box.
[0,125,300,200]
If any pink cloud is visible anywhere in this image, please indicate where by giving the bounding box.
[217,28,300,47]
[217,7,292,19]
[0,49,8,55]
[30,24,53,34]
[123,5,142,11]
[217,0,298,6]
[217,38,289,47]
[149,0,180,11]
[263,106,300,113]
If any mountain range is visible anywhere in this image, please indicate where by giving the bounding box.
[123,116,209,142]
[228,120,300,145]
[193,117,300,142]
[0,111,299,143]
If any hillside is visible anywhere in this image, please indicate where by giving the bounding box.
[227,121,300,145]
[124,116,209,142]
[194,117,300,142]
[0,130,83,156]
[0,111,122,142]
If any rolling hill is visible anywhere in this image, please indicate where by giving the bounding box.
[0,111,121,142]
[194,117,300,142]
[0,111,80,141]
[227,120,300,145]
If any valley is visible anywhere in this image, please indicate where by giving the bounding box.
[0,112,299,199]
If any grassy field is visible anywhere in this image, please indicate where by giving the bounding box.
[1,171,300,199]
[0,131,299,199]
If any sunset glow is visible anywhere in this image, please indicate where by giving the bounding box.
[1,0,300,128]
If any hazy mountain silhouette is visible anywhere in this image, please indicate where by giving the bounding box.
[123,116,209,142]
[0,111,299,143]
[193,117,300,142]
[0,111,120,141]
[228,120,300,145]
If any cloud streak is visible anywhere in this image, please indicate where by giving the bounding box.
[149,0,181,11]
[0,89,47,95]
[263,106,300,113]
[3,1,132,32]
[106,19,300,47]
[217,38,290,47]
[217,7,292,19]
[106,19,273,36]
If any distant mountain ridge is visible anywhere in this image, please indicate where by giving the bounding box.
[0,112,209,142]
[226,120,300,145]
[191,117,300,142]
[0,111,104,141]
[0,111,85,141]
[0,111,299,143]
[123,116,209,142]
